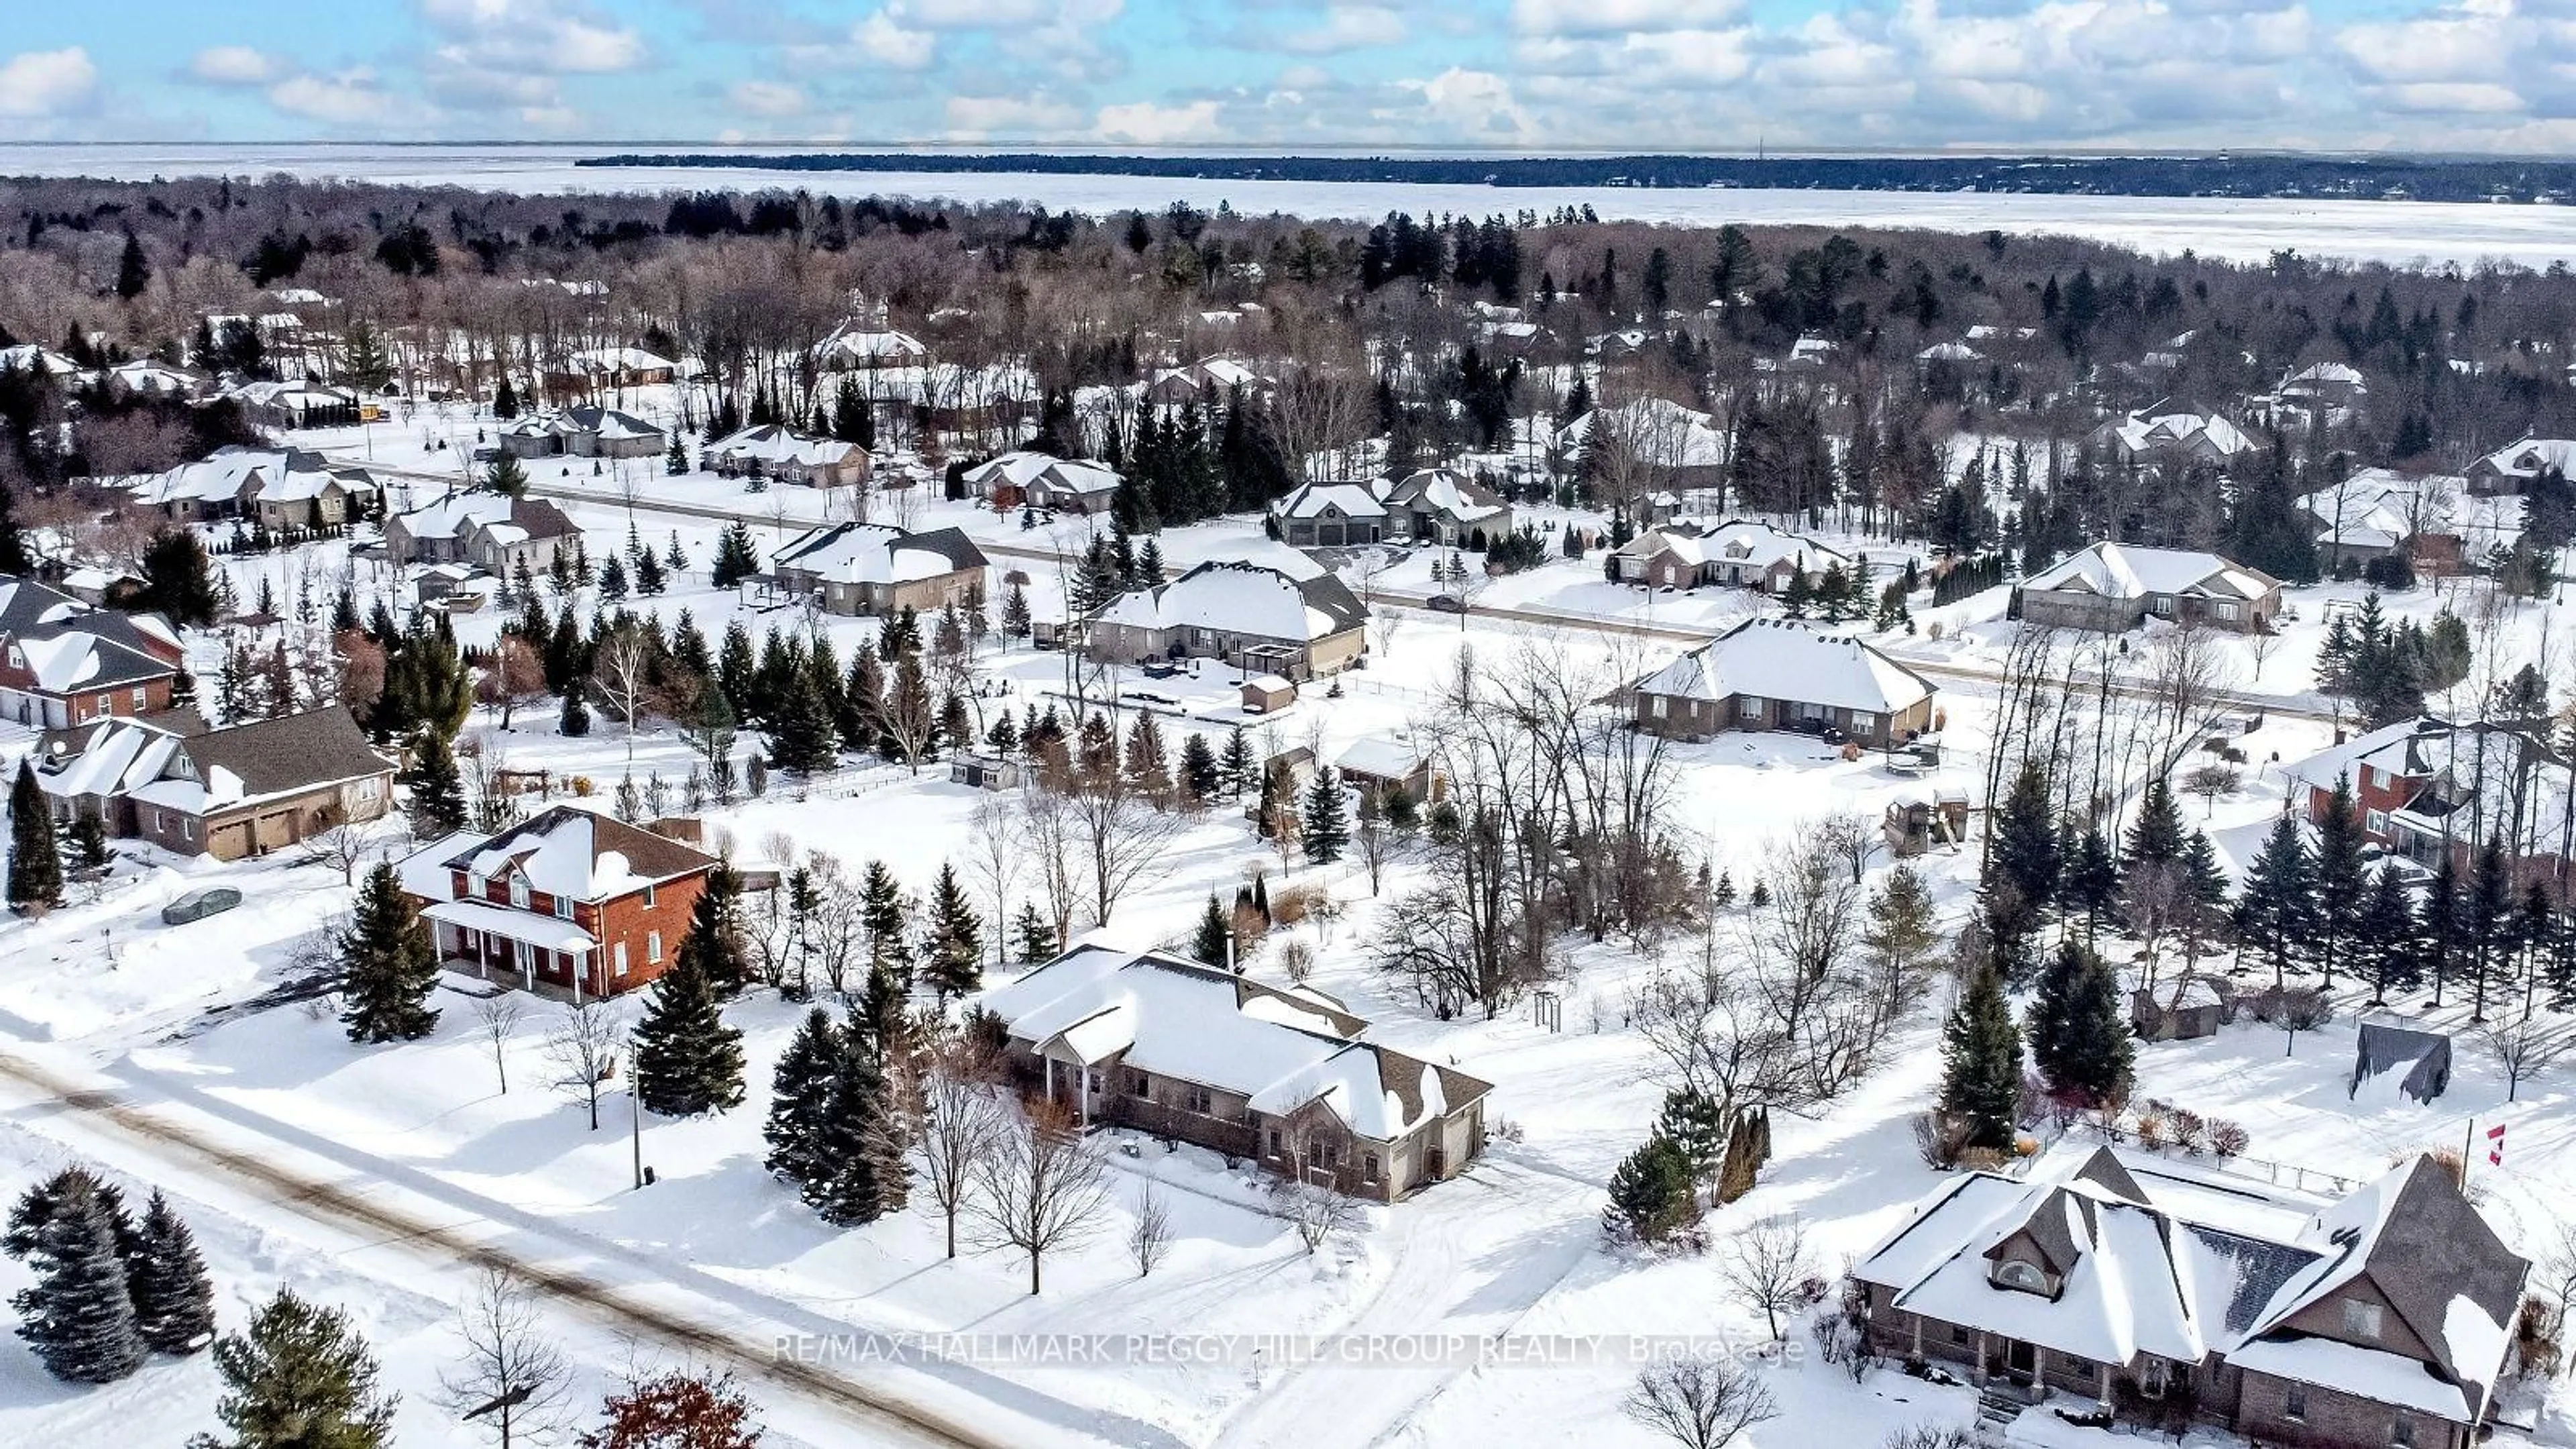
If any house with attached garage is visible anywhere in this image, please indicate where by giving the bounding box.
[386,493,584,578]
[1383,466,1513,547]
[1849,1146,2525,1449]
[125,446,380,530]
[703,425,869,489]
[768,521,988,616]
[1085,559,1368,681]
[498,407,667,462]
[2465,436,2576,496]
[1629,618,1937,748]
[2281,716,2572,881]
[394,804,721,1002]
[2020,543,2282,635]
[33,706,394,860]
[0,576,185,729]
[980,946,1493,1201]
[1269,480,1392,548]
[963,450,1124,515]
[2088,399,2258,466]
[1611,519,1852,593]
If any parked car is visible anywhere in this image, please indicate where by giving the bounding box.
[162,886,244,926]
[1427,593,1468,614]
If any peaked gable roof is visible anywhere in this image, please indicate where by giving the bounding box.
[2024,541,2277,602]
[1633,618,1934,716]
[432,804,718,901]
[772,521,987,584]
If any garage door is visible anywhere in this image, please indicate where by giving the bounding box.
[209,822,252,859]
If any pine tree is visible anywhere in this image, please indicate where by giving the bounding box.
[631,948,746,1118]
[67,809,108,871]
[493,372,519,420]
[114,232,150,301]
[2425,849,2465,1007]
[1000,580,1032,639]
[665,433,691,476]
[1984,761,2059,962]
[2233,812,2316,989]
[8,1171,143,1383]
[1178,733,1220,803]
[9,759,62,912]
[339,863,441,1043]
[127,1190,214,1356]
[1940,964,2023,1149]
[1219,728,1254,800]
[1653,1088,1727,1182]
[763,1006,839,1191]
[859,861,912,987]
[1012,902,1058,963]
[810,1010,909,1226]
[559,679,591,736]
[1192,894,1231,967]
[2028,939,2133,1106]
[1301,768,1349,864]
[599,551,629,600]
[1603,1133,1699,1244]
[2311,772,2368,989]
[2357,860,2423,1003]
[140,529,220,628]
[2124,775,2186,867]
[485,451,529,498]
[203,1290,396,1449]
[2059,826,2118,941]
[402,728,467,838]
[2467,835,2514,1021]
[920,863,983,999]
[711,521,760,588]
[635,547,666,596]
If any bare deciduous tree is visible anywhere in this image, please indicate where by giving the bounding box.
[1129,1183,1174,1277]
[297,807,386,885]
[1622,1351,1778,1449]
[474,993,527,1095]
[545,1000,621,1131]
[2479,1013,2576,1102]
[1718,1214,1816,1342]
[971,1099,1112,1295]
[437,1266,571,1449]
[914,1024,1006,1260]
[593,621,653,770]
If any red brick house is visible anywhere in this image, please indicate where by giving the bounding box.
[2282,716,2571,882]
[0,576,184,729]
[396,805,720,1001]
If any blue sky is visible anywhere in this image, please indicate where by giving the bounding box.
[1,0,2569,152]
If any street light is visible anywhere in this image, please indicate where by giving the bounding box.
[627,1056,649,1191]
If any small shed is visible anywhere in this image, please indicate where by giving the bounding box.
[2351,1021,2452,1104]
[1882,789,1970,857]
[1242,674,1296,714]
[951,753,1023,791]
[1334,733,1437,802]
[2130,975,2235,1040]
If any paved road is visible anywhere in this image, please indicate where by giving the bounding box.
[0,1045,1132,1449]
[362,462,2340,726]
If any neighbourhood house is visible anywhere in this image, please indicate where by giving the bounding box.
[704,425,869,488]
[2282,716,2572,881]
[1612,519,1853,592]
[34,706,393,860]
[2298,468,2493,572]
[107,360,205,400]
[2089,400,2257,466]
[0,577,184,729]
[979,946,1493,1202]
[0,344,83,379]
[395,805,720,1001]
[1333,734,1440,803]
[499,407,667,461]
[2281,361,2367,406]
[1086,559,1368,681]
[1629,619,1937,748]
[810,323,929,370]
[1383,467,1513,546]
[1850,1146,2524,1449]
[769,521,989,616]
[1553,399,1729,489]
[2020,543,2282,635]
[2466,437,2576,496]
[1142,357,1269,407]
[221,379,360,431]
[130,446,379,529]
[963,451,1124,515]
[545,345,676,393]
[385,493,584,578]
[1269,480,1392,547]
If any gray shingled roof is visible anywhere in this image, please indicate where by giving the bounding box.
[178,707,392,799]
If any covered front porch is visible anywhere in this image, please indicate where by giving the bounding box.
[421,898,611,1003]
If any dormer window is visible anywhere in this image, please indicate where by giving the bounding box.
[2342,1299,2384,1340]
[508,875,529,910]
[1994,1260,2048,1295]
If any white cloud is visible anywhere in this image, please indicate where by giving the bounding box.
[943,92,1088,137]
[266,70,407,127]
[1095,98,1222,142]
[189,46,285,87]
[852,11,937,68]
[729,80,810,117]
[418,0,646,74]
[1279,5,1408,54]
[0,48,99,117]
[1399,67,1534,141]
[1511,0,1741,36]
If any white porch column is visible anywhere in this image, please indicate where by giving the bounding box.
[1973,1332,1988,1385]
[2031,1345,2047,1402]
[2098,1362,2114,1408]
[572,951,585,1007]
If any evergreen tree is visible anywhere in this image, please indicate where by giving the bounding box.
[8,759,62,912]
[2357,860,2424,1003]
[1984,761,2059,963]
[665,433,691,476]
[1653,1088,1728,1182]
[202,1290,396,1449]
[1000,580,1032,639]
[631,947,746,1118]
[2027,939,2133,1106]
[635,546,666,596]
[114,232,150,301]
[1219,728,1254,800]
[765,669,840,775]
[559,679,591,737]
[1603,1133,1699,1244]
[402,728,467,838]
[140,528,220,627]
[811,1011,908,1226]
[1012,901,1058,964]
[493,373,519,420]
[2233,813,2316,989]
[2059,827,2118,941]
[484,451,529,498]
[1301,768,1349,864]
[68,809,108,870]
[1178,732,1220,803]
[763,1006,839,1191]
[2310,773,2369,989]
[2467,835,2514,1021]
[1191,894,1231,967]
[711,521,760,588]
[127,1190,215,1356]
[1940,964,2023,1150]
[2124,775,2186,867]
[8,1172,142,1383]
[598,551,629,600]
[339,863,440,1044]
[859,861,912,987]
[920,863,983,999]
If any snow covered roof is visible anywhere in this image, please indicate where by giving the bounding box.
[418,804,718,904]
[2023,541,2278,602]
[979,947,1489,1142]
[2097,400,2257,460]
[1383,467,1508,525]
[1271,480,1389,522]
[0,577,181,694]
[1554,398,1726,470]
[810,323,928,366]
[132,445,376,510]
[706,425,858,471]
[0,345,83,378]
[2282,717,2573,850]
[40,708,388,816]
[961,451,1122,502]
[1918,341,1984,363]
[1094,559,1366,643]
[771,521,987,586]
[393,492,577,545]
[560,345,676,376]
[1633,619,1934,716]
[2472,435,2576,481]
[1615,519,1849,574]
[423,899,599,953]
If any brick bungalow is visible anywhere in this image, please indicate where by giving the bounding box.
[1086,559,1368,681]
[0,576,184,730]
[34,706,394,860]
[385,494,584,578]
[1629,618,1937,749]
[1850,1147,2524,1449]
[395,805,721,1001]
[979,946,1492,1202]
[2021,543,2282,635]
[1611,519,1853,592]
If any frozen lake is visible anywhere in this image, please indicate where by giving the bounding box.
[7,142,2576,269]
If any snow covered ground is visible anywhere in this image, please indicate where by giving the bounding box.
[9,144,2576,266]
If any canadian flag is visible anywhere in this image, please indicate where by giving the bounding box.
[2487,1122,2507,1167]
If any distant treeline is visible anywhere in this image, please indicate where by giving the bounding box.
[578,152,2576,203]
